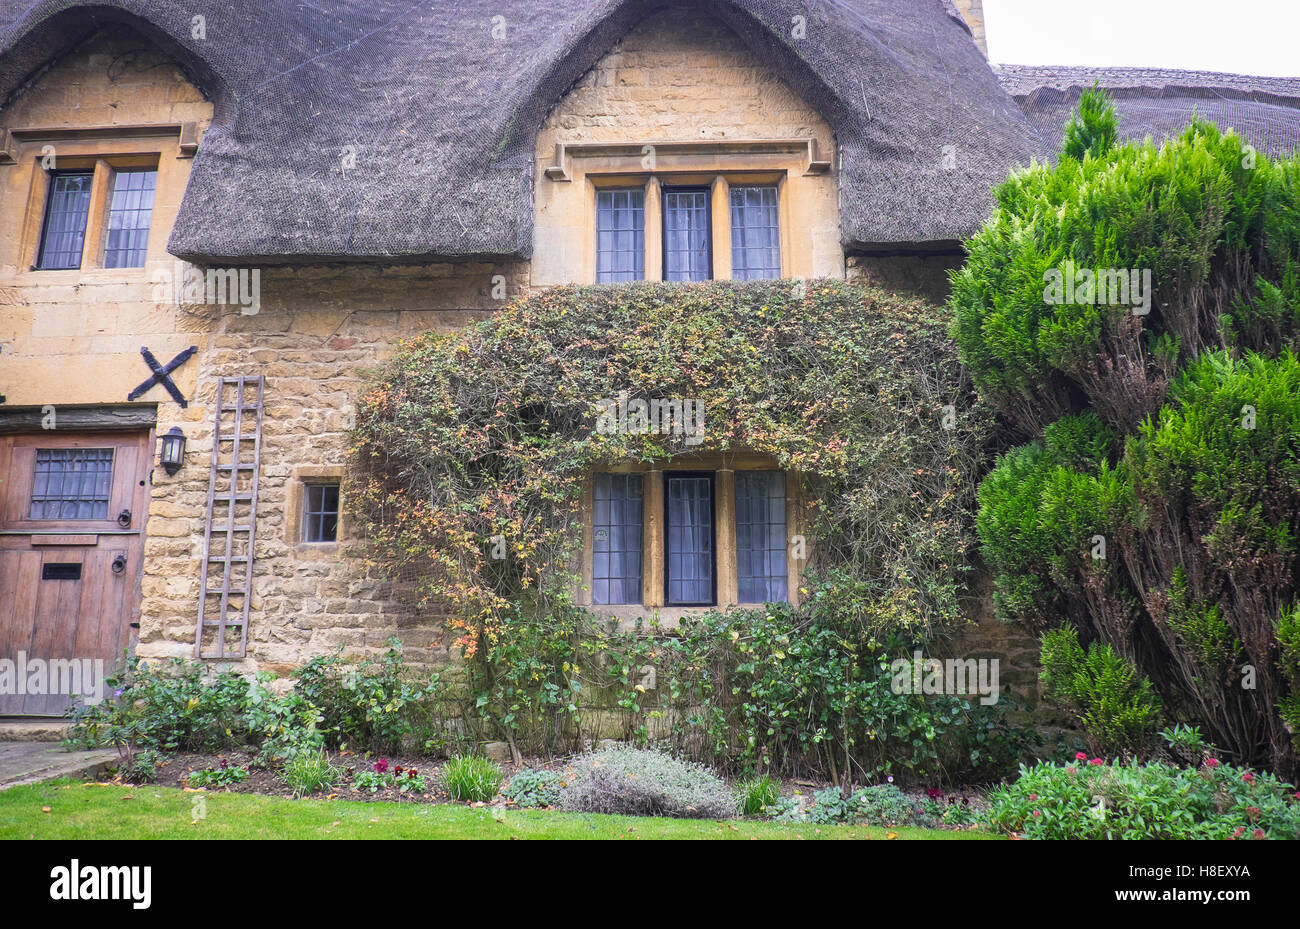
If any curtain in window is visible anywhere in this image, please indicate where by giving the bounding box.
[666,474,713,604]
[729,186,781,280]
[592,473,643,604]
[596,189,645,282]
[663,189,711,281]
[736,470,787,602]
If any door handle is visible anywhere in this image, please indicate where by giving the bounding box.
[112,553,127,574]
[117,509,132,528]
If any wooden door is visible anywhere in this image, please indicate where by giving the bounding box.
[0,431,151,716]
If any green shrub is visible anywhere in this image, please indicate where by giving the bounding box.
[293,639,444,754]
[502,768,564,809]
[956,86,1300,776]
[1040,627,1161,756]
[1061,85,1118,161]
[736,775,781,816]
[67,657,250,758]
[243,678,324,765]
[988,757,1300,840]
[781,784,918,826]
[661,598,1029,785]
[280,750,343,798]
[558,747,735,819]
[442,755,504,803]
[186,762,249,789]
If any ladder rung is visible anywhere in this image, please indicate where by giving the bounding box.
[216,435,258,442]
[206,555,249,563]
[203,589,246,597]
[217,463,257,470]
[220,405,262,412]
[214,494,255,503]
[201,620,246,627]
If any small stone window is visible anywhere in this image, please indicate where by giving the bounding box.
[302,481,340,543]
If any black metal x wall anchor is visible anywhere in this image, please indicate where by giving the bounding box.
[128,345,198,408]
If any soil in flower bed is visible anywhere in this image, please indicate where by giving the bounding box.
[131,751,988,826]
[141,751,564,805]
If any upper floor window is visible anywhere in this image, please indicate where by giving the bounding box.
[36,172,94,270]
[595,189,645,283]
[729,186,781,280]
[662,188,711,281]
[103,169,158,268]
[34,161,158,271]
[592,175,784,283]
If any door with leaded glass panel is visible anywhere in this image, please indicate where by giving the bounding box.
[0,431,151,715]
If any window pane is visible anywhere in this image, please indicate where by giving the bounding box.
[592,473,643,604]
[104,170,157,268]
[736,470,787,602]
[596,189,645,283]
[29,448,114,520]
[303,482,340,542]
[663,189,711,281]
[730,186,781,280]
[665,474,714,605]
[37,173,94,270]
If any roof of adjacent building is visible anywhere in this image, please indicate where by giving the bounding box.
[997,64,1300,159]
[0,0,1043,262]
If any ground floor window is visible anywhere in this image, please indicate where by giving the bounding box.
[587,465,792,610]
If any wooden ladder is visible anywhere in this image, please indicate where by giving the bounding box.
[194,375,265,658]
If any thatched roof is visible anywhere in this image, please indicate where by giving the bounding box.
[998,65,1300,159]
[0,0,1041,262]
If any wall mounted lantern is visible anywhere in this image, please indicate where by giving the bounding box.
[159,426,187,476]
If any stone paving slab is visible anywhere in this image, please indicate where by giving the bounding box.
[0,742,118,791]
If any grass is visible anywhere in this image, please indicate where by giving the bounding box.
[0,779,998,840]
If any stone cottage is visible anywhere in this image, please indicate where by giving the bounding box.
[0,0,1297,715]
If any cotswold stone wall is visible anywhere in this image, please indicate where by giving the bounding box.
[139,262,528,675]
[845,253,965,304]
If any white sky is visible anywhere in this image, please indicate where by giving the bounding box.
[983,0,1300,77]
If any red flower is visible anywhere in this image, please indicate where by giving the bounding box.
[407,769,418,779]
[1246,806,1260,818]
[1253,829,1265,839]
[1074,752,1088,761]
[395,766,404,775]
[1232,827,1245,839]
[1028,793,1038,802]
[1032,810,1041,818]
[1204,758,1220,768]
[1241,771,1255,784]
[927,787,944,800]
[374,758,389,773]
[1088,758,1104,766]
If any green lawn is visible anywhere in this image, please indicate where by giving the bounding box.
[0,780,997,840]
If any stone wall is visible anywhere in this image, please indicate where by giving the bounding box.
[845,252,965,304]
[950,0,989,58]
[140,261,529,674]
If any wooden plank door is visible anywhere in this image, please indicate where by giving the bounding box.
[0,430,151,716]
